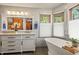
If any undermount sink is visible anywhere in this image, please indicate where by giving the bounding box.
[16,30,32,33]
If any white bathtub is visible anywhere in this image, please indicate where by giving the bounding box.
[45,38,73,55]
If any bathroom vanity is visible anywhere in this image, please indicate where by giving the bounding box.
[0,31,36,54]
[0,14,37,54]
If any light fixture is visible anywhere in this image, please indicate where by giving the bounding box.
[7,11,28,15]
[16,12,20,15]
[7,11,11,14]
[20,11,24,15]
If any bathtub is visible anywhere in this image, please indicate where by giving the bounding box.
[45,38,73,55]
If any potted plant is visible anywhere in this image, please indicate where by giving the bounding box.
[70,38,79,47]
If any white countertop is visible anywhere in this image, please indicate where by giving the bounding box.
[0,30,36,36]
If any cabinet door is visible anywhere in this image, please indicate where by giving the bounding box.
[22,38,35,51]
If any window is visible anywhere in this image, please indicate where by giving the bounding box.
[69,5,79,39]
[40,14,51,23]
[53,12,64,37]
[72,9,79,20]
[54,12,64,23]
[40,14,52,37]
[70,5,79,20]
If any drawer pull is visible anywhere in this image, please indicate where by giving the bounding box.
[8,41,15,43]
[7,49,15,51]
[8,45,15,47]
[8,37,16,38]
[25,37,30,38]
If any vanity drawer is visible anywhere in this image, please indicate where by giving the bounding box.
[22,36,35,39]
[2,41,21,53]
[2,44,21,49]
[2,47,21,53]
[2,40,21,47]
[1,36,21,40]
[22,36,30,39]
[1,36,16,39]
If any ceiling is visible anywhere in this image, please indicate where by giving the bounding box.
[0,3,64,9]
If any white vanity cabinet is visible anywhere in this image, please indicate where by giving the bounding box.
[1,35,21,53]
[22,35,35,51]
[0,33,36,53]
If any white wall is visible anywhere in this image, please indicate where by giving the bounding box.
[53,4,65,14]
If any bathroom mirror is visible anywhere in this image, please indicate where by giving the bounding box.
[25,18,32,30]
[7,17,23,30]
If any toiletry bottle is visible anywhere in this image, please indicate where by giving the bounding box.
[3,21,6,31]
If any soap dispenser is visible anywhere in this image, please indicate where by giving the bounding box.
[3,21,6,31]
